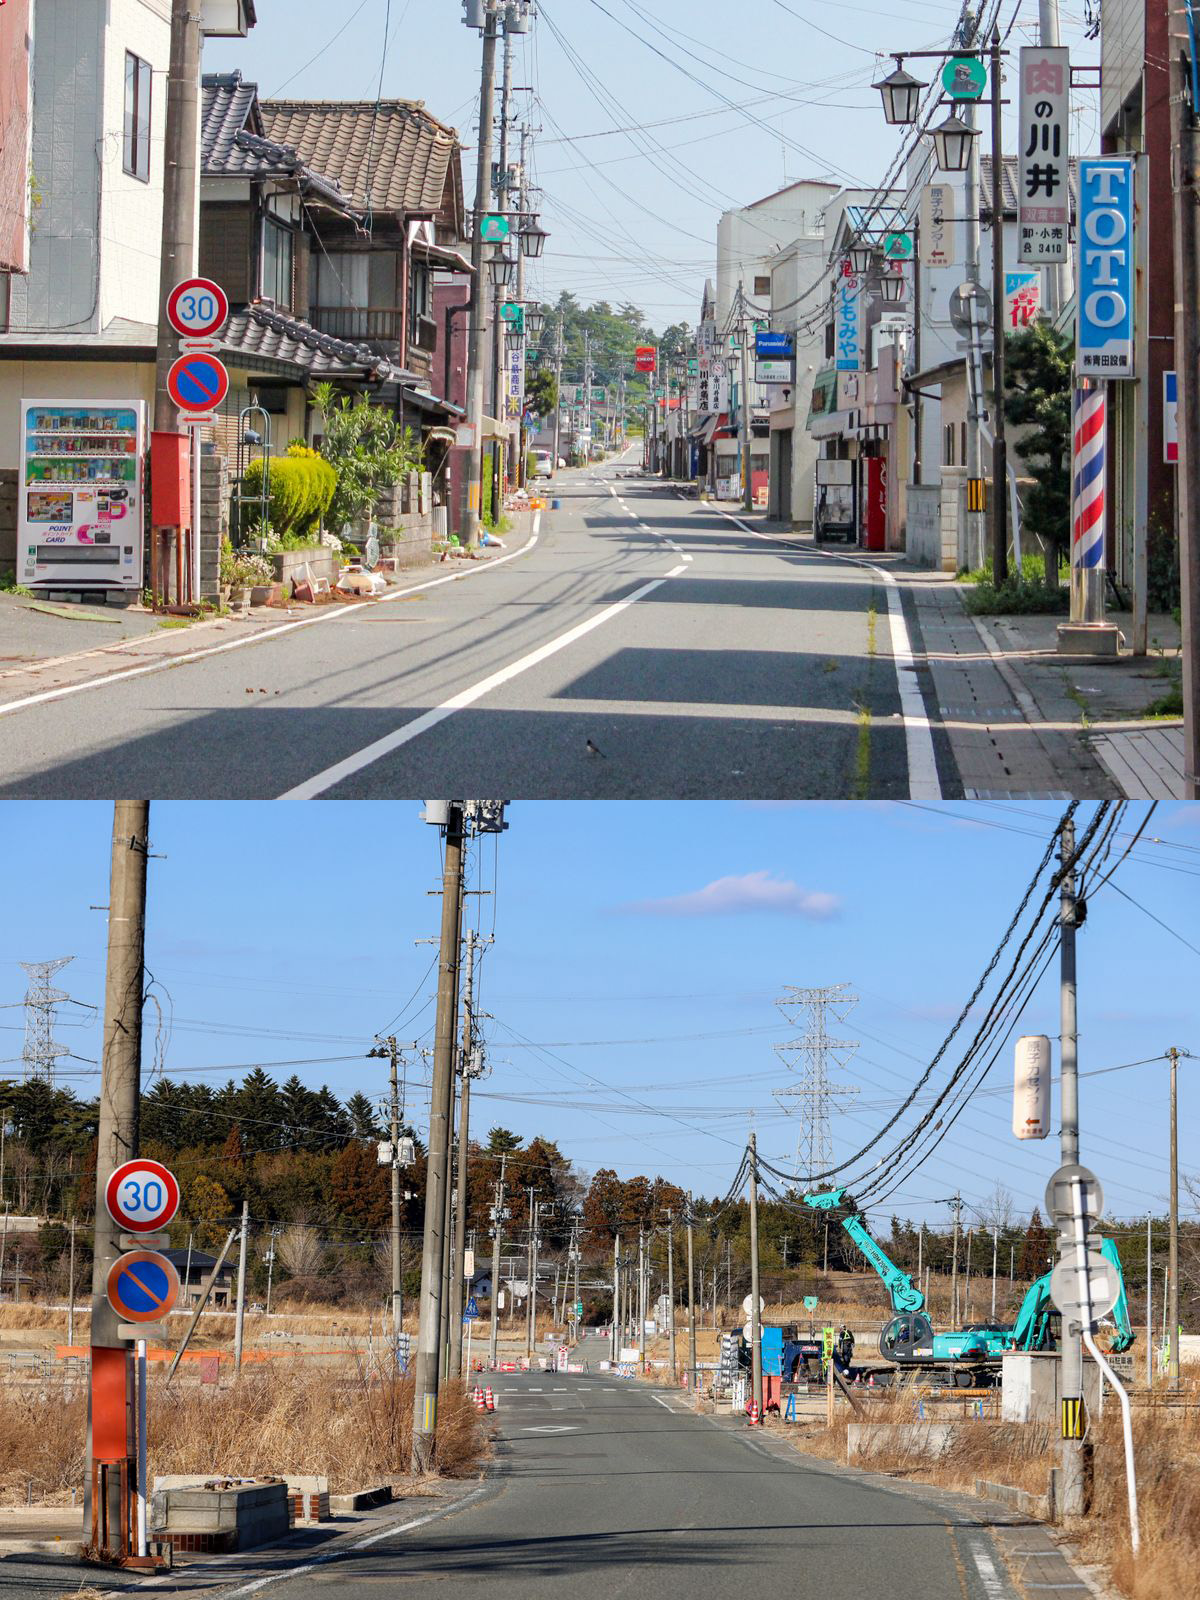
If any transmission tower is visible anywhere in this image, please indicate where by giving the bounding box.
[19,957,73,1086]
[773,983,860,1184]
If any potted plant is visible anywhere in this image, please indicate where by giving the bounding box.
[220,540,273,611]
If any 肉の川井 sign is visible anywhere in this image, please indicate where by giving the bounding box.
[105,1158,180,1232]
[1018,47,1070,264]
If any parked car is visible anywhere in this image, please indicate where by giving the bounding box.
[530,448,554,478]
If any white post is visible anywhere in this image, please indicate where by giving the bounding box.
[1083,1327,1139,1553]
[136,1338,148,1557]
[190,422,202,602]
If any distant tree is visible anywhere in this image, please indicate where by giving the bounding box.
[188,1174,233,1250]
[1019,1206,1052,1280]
[527,368,557,419]
[487,1127,523,1154]
[346,1092,382,1142]
[330,1141,389,1229]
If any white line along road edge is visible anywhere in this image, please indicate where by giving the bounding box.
[279,562,689,799]
[217,1482,492,1598]
[712,506,942,801]
[0,520,544,723]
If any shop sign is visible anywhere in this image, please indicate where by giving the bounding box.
[1077,156,1135,379]
[1018,47,1070,263]
[1005,270,1042,328]
[834,264,864,373]
[919,183,956,268]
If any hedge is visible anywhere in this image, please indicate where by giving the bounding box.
[242,446,336,540]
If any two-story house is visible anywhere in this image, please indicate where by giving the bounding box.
[0,0,255,571]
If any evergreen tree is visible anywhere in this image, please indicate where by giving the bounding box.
[346,1091,382,1142]
[1002,322,1073,582]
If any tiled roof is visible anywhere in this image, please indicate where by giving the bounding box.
[219,303,416,383]
[201,72,262,170]
[980,155,1078,219]
[260,99,459,214]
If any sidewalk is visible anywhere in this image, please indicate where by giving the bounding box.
[0,525,533,713]
[707,500,1186,799]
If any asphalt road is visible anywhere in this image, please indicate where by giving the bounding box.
[0,453,945,799]
[192,1339,1027,1600]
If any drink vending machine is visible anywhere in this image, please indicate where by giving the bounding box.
[17,398,146,592]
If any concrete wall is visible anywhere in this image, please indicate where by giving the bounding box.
[199,446,227,601]
[100,0,172,330]
[905,483,944,569]
[1001,1351,1103,1423]
[0,358,153,471]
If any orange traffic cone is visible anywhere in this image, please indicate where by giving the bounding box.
[474,1387,486,1412]
[485,1387,495,1412]
[748,1399,760,1426]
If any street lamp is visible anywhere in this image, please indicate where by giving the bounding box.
[525,305,545,339]
[876,268,907,303]
[847,241,875,276]
[873,62,926,125]
[931,113,977,173]
[519,221,547,258]
[489,251,517,287]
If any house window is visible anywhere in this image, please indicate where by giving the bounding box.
[123,53,152,182]
[824,322,834,360]
[943,423,955,465]
[753,275,771,297]
[409,261,431,324]
[960,421,967,465]
[0,273,9,333]
[261,218,294,309]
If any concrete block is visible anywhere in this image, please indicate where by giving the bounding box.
[846,1420,958,1463]
[1056,622,1121,657]
[976,1468,1060,1523]
[1002,1352,1102,1423]
[330,1485,393,1513]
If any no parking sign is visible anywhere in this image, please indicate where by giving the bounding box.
[107,1250,180,1323]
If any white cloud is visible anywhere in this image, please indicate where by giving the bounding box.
[620,870,841,920]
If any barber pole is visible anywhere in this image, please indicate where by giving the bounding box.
[1069,385,1107,624]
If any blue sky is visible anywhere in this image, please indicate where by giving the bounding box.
[2,801,1195,1231]
[203,0,1103,328]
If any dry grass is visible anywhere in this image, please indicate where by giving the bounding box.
[0,1364,487,1504]
[775,1385,1200,1600]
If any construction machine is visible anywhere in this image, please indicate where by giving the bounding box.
[803,1189,1134,1385]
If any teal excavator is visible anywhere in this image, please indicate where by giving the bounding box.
[803,1189,1135,1383]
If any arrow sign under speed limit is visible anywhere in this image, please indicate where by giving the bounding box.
[105,1158,180,1233]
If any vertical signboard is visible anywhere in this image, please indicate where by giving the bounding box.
[1076,157,1135,378]
[697,320,714,412]
[834,263,864,373]
[1164,371,1178,463]
[0,0,33,273]
[919,183,956,267]
[506,346,523,421]
[1018,47,1070,263]
[1005,270,1042,328]
[710,349,730,413]
[1013,1035,1051,1139]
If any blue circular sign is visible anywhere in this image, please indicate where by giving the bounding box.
[107,1250,180,1323]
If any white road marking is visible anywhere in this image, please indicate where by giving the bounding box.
[521,1424,578,1433]
[968,1542,1010,1599]
[220,1483,491,1596]
[711,506,942,801]
[279,562,689,798]
[0,520,543,722]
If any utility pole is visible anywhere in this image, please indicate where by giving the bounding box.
[611,1233,620,1360]
[637,1226,645,1360]
[748,1133,763,1421]
[463,3,500,546]
[233,1200,249,1372]
[1168,1046,1180,1389]
[450,931,488,1378]
[67,1215,76,1349]
[737,285,753,512]
[488,1153,507,1368]
[552,314,564,472]
[1058,813,1087,1516]
[1169,0,1200,795]
[525,1190,537,1358]
[1145,1213,1153,1390]
[265,1227,277,1318]
[666,1212,677,1380]
[686,1195,697,1390]
[87,802,150,1556]
[949,1194,963,1324]
[411,803,466,1474]
[389,1039,404,1345]
[990,1226,998,1321]
[988,23,1008,584]
[153,0,201,431]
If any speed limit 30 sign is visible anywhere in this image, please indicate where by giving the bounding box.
[165,277,229,340]
[105,1158,180,1233]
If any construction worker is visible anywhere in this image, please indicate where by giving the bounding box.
[836,1324,855,1373]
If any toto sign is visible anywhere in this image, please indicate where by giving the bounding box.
[1076,157,1135,380]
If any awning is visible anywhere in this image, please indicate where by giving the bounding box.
[402,386,466,419]
[483,414,515,441]
[412,239,474,274]
[425,426,457,445]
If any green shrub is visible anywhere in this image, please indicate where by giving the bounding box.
[242,447,336,542]
[963,576,1069,615]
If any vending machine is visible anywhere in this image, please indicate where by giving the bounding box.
[17,398,146,592]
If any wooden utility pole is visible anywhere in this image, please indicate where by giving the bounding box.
[450,932,488,1378]
[748,1133,762,1422]
[686,1195,697,1390]
[411,805,466,1473]
[666,1211,677,1380]
[87,802,150,1556]
[488,1153,507,1368]
[1168,1047,1180,1388]
[1168,0,1200,796]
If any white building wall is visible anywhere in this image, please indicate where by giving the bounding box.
[99,0,172,330]
[769,238,826,523]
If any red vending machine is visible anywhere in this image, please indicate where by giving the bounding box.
[862,456,887,551]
